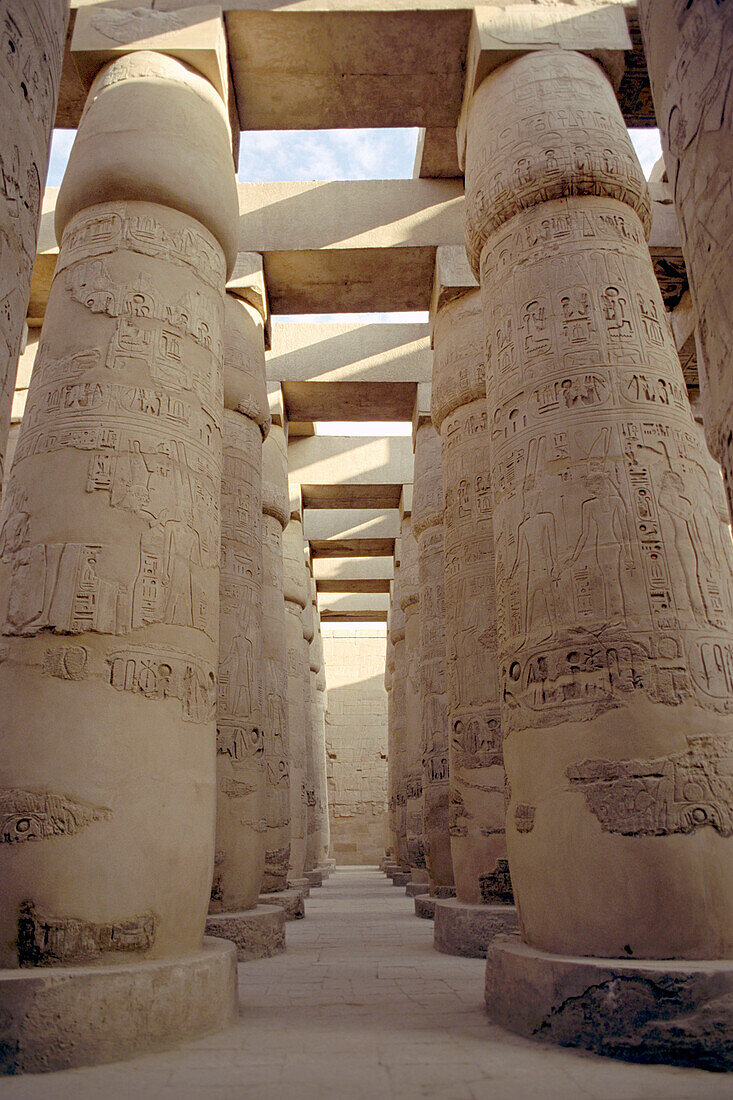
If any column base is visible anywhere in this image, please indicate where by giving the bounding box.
[414,895,436,919]
[434,900,519,958]
[325,859,337,871]
[405,882,427,897]
[316,864,332,879]
[258,889,306,921]
[485,936,733,1071]
[288,878,311,897]
[391,871,411,886]
[205,905,286,961]
[411,869,430,885]
[0,937,237,1075]
[429,885,456,900]
[383,862,401,876]
[304,869,323,888]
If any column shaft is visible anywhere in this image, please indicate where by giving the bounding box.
[412,420,454,892]
[283,517,308,880]
[399,515,425,873]
[465,49,733,959]
[390,565,409,868]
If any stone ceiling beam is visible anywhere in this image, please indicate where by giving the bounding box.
[317,592,389,623]
[304,510,401,542]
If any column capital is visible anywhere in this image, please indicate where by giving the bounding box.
[228,252,271,349]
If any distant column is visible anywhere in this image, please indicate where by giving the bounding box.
[640,1,733,520]
[390,564,409,869]
[399,513,427,881]
[283,516,309,883]
[260,422,291,892]
[310,580,331,869]
[0,1,69,485]
[412,419,454,897]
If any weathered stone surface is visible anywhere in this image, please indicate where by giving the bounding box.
[324,628,388,864]
[434,899,519,959]
[399,515,426,873]
[390,566,409,868]
[405,882,427,898]
[465,48,733,961]
[258,889,305,922]
[0,49,239,967]
[260,423,291,893]
[304,868,323,888]
[205,904,285,961]
[412,419,454,893]
[0,937,237,1074]
[0,0,68,485]
[283,518,309,882]
[414,895,436,920]
[391,872,411,887]
[485,936,733,1072]
[211,295,269,916]
[432,287,509,908]
[640,1,733,520]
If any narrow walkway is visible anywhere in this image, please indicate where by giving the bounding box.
[2,868,727,1099]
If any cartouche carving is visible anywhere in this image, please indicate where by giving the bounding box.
[0,789,111,844]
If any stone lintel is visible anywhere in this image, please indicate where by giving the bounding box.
[303,510,401,542]
[318,592,389,622]
[288,435,414,492]
[70,6,231,118]
[313,556,394,585]
[28,188,684,320]
[300,483,403,510]
[267,384,286,432]
[310,539,395,559]
[414,126,462,179]
[457,4,632,169]
[429,245,478,340]
[412,382,432,443]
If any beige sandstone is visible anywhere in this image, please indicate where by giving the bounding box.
[432,289,510,910]
[283,516,309,881]
[311,583,331,867]
[260,422,291,892]
[301,566,317,872]
[208,293,270,920]
[412,418,454,894]
[464,48,733,962]
[399,513,425,874]
[390,565,409,869]
[0,1,68,485]
[640,1,733,520]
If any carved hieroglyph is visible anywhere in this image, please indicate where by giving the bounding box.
[432,290,509,907]
[210,295,269,914]
[640,1,733,521]
[465,49,733,959]
[301,571,317,872]
[0,50,238,967]
[0,1,69,486]
[260,423,291,891]
[308,582,330,867]
[399,514,425,871]
[412,421,454,891]
[385,630,396,858]
[283,517,309,881]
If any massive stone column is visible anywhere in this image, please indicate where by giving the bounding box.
[310,581,331,870]
[260,421,292,894]
[385,623,396,861]
[431,287,518,957]
[399,513,427,882]
[640,1,733,521]
[283,515,309,884]
[390,563,410,871]
[412,417,454,898]
[0,49,239,1071]
[0,1,69,486]
[464,46,733,1066]
[300,571,322,886]
[205,293,284,961]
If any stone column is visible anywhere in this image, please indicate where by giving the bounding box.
[0,1,69,485]
[0,50,239,1071]
[431,287,518,957]
[283,515,309,885]
[464,46,733,1065]
[412,417,454,899]
[301,571,322,887]
[259,421,292,896]
[385,623,396,862]
[204,293,284,961]
[390,563,410,872]
[640,1,733,521]
[399,513,427,883]
[310,582,331,871]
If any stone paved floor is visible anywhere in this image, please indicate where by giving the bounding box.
[2,867,730,1099]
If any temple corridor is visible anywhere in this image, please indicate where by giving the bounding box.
[1,867,727,1099]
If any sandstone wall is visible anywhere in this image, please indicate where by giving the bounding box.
[323,629,389,865]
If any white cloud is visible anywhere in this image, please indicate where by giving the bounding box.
[629,128,663,179]
[238,128,419,182]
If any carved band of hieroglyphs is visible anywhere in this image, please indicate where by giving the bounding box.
[217,724,265,761]
[567,735,733,837]
[107,645,216,722]
[479,859,514,905]
[0,788,111,844]
[17,899,156,966]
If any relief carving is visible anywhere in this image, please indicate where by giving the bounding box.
[0,788,111,844]
[18,899,156,966]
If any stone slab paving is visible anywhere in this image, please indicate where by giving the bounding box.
[1,867,728,1100]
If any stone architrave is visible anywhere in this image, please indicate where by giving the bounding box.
[0,49,240,1071]
[390,565,409,869]
[205,292,284,959]
[0,1,69,486]
[464,46,733,1063]
[412,419,454,895]
[431,288,518,955]
[260,422,291,892]
[399,514,426,874]
[640,1,733,521]
[283,516,309,882]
